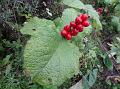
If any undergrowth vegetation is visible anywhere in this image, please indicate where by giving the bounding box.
[0,0,120,89]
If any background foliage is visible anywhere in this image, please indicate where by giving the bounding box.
[0,0,120,89]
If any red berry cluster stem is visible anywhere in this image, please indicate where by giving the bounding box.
[61,14,90,40]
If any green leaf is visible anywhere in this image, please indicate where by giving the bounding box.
[105,0,118,4]
[85,5,102,30]
[83,76,89,89]
[117,23,120,32]
[111,16,119,26]
[105,0,112,4]
[62,8,79,26]
[61,0,85,9]
[33,41,80,86]
[83,69,98,89]
[88,69,98,87]
[21,17,80,87]
[54,8,79,31]
[5,64,12,75]
[2,54,12,65]
[21,17,56,36]
[73,25,92,44]
[111,16,120,32]
[115,4,120,18]
[103,55,113,70]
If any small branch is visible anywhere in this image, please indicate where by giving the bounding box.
[94,31,120,75]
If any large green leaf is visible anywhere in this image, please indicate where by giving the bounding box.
[34,40,80,86]
[54,8,79,31]
[21,17,80,87]
[61,0,85,9]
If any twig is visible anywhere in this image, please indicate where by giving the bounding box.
[94,31,120,75]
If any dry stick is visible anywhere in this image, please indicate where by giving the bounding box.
[94,31,120,75]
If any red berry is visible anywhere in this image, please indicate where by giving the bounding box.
[65,33,72,40]
[81,14,89,21]
[71,29,79,36]
[75,17,82,24]
[70,21,76,28]
[82,21,90,27]
[76,24,83,32]
[64,25,70,31]
[61,30,68,37]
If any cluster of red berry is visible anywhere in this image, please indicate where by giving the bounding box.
[61,14,90,40]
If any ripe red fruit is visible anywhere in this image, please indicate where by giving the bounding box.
[75,17,82,24]
[61,30,68,37]
[71,29,79,36]
[81,14,89,21]
[70,21,76,28]
[76,24,83,32]
[65,33,72,40]
[82,21,90,27]
[64,25,70,31]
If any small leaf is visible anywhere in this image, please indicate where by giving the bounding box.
[88,69,98,87]
[5,64,12,75]
[117,23,120,32]
[83,69,98,89]
[83,76,89,89]
[103,55,113,70]
[2,54,12,65]
[111,16,119,26]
